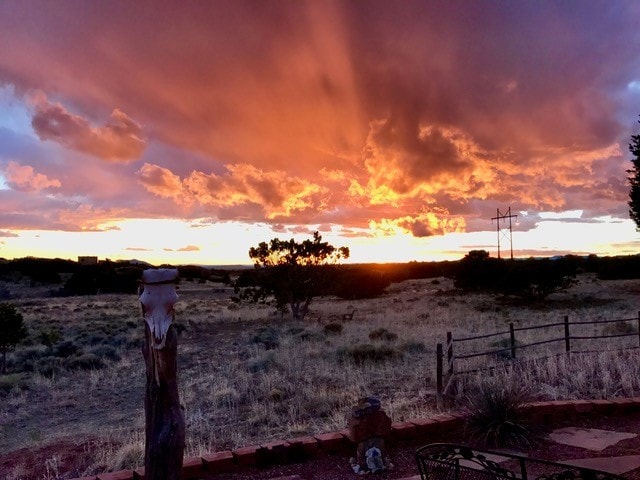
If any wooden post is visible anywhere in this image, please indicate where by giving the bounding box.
[436,343,443,410]
[637,311,640,348]
[509,323,516,359]
[564,315,570,354]
[140,269,185,480]
[446,332,454,375]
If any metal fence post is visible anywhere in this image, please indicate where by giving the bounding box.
[564,315,570,353]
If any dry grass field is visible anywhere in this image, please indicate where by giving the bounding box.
[2,271,640,479]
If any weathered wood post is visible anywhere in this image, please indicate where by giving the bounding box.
[509,323,516,359]
[139,268,185,480]
[446,332,454,376]
[436,343,443,409]
[564,315,571,354]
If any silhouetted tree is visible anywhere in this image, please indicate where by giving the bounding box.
[234,232,349,320]
[627,116,640,229]
[0,302,28,373]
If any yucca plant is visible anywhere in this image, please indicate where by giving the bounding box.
[463,377,533,449]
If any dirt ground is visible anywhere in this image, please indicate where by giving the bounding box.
[5,410,640,479]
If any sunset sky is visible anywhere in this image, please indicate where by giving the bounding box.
[1,1,640,265]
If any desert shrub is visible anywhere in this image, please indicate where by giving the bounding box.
[51,340,81,358]
[603,320,635,335]
[64,353,104,370]
[293,330,326,342]
[38,328,62,347]
[368,327,398,342]
[401,340,427,354]
[489,337,521,360]
[337,343,400,365]
[463,377,532,448]
[0,373,29,395]
[89,345,121,362]
[247,351,278,373]
[36,356,62,376]
[323,322,343,334]
[286,326,305,336]
[79,332,104,346]
[9,346,47,372]
[250,326,280,349]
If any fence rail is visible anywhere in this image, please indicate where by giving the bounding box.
[435,312,640,408]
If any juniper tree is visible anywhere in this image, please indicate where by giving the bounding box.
[234,231,349,320]
[627,116,640,229]
[0,302,28,373]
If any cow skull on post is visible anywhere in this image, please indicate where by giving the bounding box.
[140,268,179,349]
[139,267,185,480]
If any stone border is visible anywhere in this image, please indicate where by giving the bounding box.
[71,398,640,480]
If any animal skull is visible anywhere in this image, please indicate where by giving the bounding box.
[140,268,179,349]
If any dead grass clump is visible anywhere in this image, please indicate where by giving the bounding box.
[323,322,343,334]
[337,343,401,364]
[368,327,398,342]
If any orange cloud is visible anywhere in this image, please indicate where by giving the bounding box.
[138,163,328,220]
[177,245,199,252]
[370,211,466,238]
[30,93,145,161]
[136,163,184,201]
[4,161,61,191]
[0,1,636,243]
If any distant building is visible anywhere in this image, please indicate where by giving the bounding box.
[78,256,98,266]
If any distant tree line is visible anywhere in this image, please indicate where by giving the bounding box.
[0,258,230,297]
[3,250,640,302]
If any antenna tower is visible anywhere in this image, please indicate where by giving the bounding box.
[491,207,517,259]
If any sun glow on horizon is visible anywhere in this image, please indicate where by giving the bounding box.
[1,211,639,266]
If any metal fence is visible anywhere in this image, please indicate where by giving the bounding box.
[435,312,640,408]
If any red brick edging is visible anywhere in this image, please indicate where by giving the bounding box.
[71,398,640,480]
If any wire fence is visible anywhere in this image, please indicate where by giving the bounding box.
[435,312,640,407]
